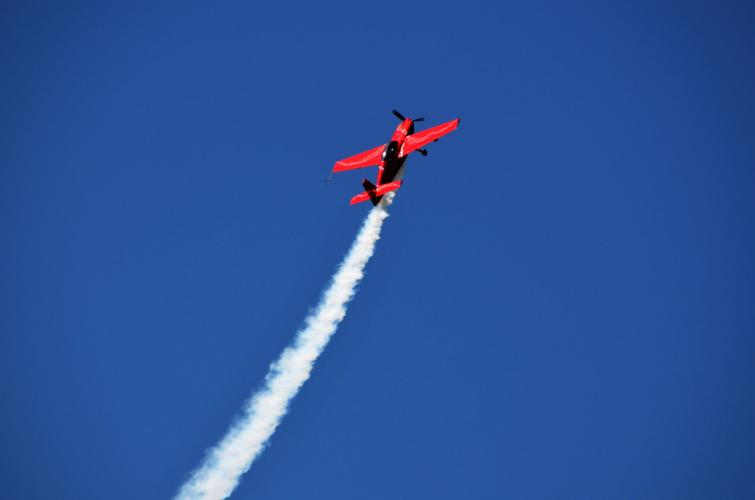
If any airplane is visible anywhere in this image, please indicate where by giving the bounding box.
[330,110,460,205]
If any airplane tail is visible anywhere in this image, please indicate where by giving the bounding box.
[350,180,402,206]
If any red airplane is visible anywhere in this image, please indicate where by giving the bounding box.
[331,110,460,205]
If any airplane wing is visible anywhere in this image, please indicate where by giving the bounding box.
[332,144,386,172]
[399,118,460,158]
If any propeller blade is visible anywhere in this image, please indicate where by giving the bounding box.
[414,117,425,122]
[392,109,406,121]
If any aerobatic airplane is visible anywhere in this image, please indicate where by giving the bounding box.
[331,110,460,205]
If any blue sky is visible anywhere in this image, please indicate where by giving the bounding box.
[3,1,755,499]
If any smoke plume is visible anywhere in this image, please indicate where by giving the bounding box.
[176,195,394,500]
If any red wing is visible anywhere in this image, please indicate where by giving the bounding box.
[399,118,460,158]
[333,144,385,172]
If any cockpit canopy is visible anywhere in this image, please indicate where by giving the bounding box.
[382,141,399,161]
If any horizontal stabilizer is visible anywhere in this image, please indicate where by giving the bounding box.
[349,192,373,205]
[349,180,402,206]
[375,180,402,196]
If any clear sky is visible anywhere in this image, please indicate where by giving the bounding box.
[3,1,755,499]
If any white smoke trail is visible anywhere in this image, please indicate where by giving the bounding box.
[176,194,394,500]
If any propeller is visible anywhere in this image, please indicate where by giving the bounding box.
[393,109,424,122]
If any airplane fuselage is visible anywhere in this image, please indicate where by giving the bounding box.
[373,118,415,203]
